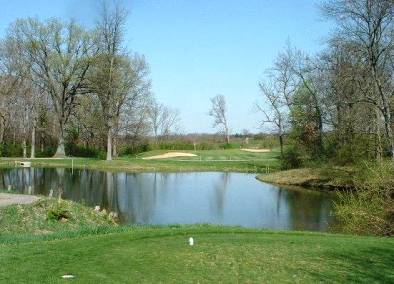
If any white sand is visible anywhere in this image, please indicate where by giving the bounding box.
[241,148,271,153]
[142,152,198,160]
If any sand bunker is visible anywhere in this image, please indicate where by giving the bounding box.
[0,193,38,208]
[241,148,271,153]
[142,152,198,160]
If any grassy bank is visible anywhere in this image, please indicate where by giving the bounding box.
[0,149,280,173]
[257,167,356,189]
[0,197,116,236]
[0,225,393,283]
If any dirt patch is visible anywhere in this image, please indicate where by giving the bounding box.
[142,152,198,160]
[0,193,39,208]
[241,148,271,153]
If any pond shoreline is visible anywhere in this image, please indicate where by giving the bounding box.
[257,167,355,191]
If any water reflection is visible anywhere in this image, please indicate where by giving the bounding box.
[0,168,337,231]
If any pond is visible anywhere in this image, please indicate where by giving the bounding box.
[0,168,337,232]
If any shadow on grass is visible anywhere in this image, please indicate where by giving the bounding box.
[302,247,394,283]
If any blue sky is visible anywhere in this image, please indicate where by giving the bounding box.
[0,0,332,133]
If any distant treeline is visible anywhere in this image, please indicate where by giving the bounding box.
[0,133,278,158]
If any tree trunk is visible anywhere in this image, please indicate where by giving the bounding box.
[0,115,4,144]
[30,120,36,159]
[54,135,66,157]
[375,109,383,162]
[372,67,394,161]
[113,135,117,158]
[22,139,27,158]
[31,121,36,159]
[383,110,394,161]
[106,127,112,161]
[40,132,44,152]
[279,134,284,158]
[54,123,66,157]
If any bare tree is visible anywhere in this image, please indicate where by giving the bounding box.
[148,101,180,142]
[0,37,23,144]
[258,46,297,157]
[258,81,287,157]
[92,1,127,160]
[290,49,325,153]
[322,0,394,160]
[9,18,95,157]
[209,95,230,143]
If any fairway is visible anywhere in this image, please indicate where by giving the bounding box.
[0,149,281,173]
[135,149,279,161]
[0,227,392,283]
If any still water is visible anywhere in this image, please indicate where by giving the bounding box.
[0,168,337,231]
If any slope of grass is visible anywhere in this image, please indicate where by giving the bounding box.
[257,167,356,189]
[0,226,392,283]
[0,197,116,235]
[0,149,280,173]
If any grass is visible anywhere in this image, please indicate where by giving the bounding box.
[0,197,117,235]
[0,225,393,283]
[0,148,281,173]
[257,167,356,189]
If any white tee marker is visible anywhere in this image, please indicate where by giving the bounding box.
[189,237,194,246]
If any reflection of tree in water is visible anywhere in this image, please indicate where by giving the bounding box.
[283,188,335,231]
[0,168,35,194]
[211,173,230,217]
[275,188,283,217]
[115,173,158,224]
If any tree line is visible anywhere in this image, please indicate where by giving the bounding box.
[0,2,180,160]
[259,0,394,166]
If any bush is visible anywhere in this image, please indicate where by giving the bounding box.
[281,146,304,169]
[119,143,152,156]
[0,143,23,157]
[36,146,57,158]
[197,142,216,150]
[157,142,195,151]
[220,143,241,149]
[65,144,104,159]
[334,161,394,236]
[47,201,70,221]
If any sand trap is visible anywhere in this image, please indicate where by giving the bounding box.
[0,193,39,208]
[142,152,198,160]
[241,148,271,153]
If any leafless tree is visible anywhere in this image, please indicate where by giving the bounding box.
[148,101,180,142]
[321,0,394,160]
[0,38,23,144]
[92,1,127,160]
[258,46,297,157]
[258,81,287,157]
[209,95,230,143]
[9,18,95,157]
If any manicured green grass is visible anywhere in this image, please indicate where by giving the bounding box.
[0,149,280,173]
[0,226,392,283]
